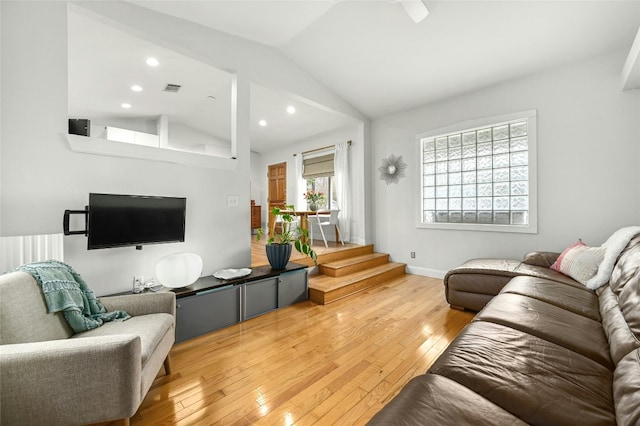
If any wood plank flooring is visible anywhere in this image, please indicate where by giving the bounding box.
[128,274,475,425]
[251,236,361,268]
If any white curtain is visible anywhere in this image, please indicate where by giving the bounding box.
[334,141,350,242]
[294,153,306,210]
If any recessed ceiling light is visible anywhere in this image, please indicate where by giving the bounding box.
[146,57,159,67]
[131,85,143,92]
[258,120,267,127]
[286,106,296,114]
[121,103,132,109]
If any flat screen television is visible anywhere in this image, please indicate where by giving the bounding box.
[87,193,186,250]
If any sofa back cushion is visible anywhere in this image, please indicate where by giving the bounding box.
[613,348,640,425]
[0,271,73,344]
[600,235,640,364]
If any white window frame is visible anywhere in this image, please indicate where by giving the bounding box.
[416,110,538,234]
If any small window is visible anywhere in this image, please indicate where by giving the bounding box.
[418,110,537,233]
[306,176,335,210]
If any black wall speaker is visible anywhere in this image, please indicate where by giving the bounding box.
[68,119,90,137]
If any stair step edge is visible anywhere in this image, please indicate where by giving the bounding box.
[310,263,406,287]
[321,252,390,269]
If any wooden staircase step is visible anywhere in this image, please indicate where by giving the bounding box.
[291,244,375,267]
[309,262,406,305]
[319,252,390,277]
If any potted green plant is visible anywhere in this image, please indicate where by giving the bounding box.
[303,191,325,211]
[257,205,318,269]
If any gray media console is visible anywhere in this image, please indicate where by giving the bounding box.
[173,264,308,342]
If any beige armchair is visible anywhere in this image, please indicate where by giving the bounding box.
[0,271,175,426]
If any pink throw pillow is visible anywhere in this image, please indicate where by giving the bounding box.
[550,240,606,285]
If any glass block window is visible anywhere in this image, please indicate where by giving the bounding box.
[419,111,536,232]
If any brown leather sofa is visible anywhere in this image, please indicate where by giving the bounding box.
[443,251,579,312]
[368,235,640,425]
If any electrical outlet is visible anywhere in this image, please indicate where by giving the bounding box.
[133,275,145,293]
[410,252,416,259]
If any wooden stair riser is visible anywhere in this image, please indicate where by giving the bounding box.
[309,264,406,305]
[291,244,375,268]
[319,254,390,277]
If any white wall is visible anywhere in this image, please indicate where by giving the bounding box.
[0,2,252,295]
[0,2,364,296]
[76,0,373,243]
[250,151,264,212]
[257,124,367,244]
[88,116,158,137]
[167,122,231,158]
[372,50,640,277]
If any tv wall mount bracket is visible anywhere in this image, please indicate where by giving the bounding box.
[63,207,88,236]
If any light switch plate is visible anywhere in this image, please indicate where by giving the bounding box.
[227,195,239,207]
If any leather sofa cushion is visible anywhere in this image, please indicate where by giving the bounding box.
[446,258,583,288]
[475,293,612,369]
[599,285,640,365]
[446,273,513,297]
[446,289,495,312]
[609,241,640,342]
[72,313,173,368]
[614,348,640,425]
[444,258,584,312]
[521,251,560,268]
[501,276,600,321]
[429,321,615,426]
[366,374,527,426]
[609,235,640,296]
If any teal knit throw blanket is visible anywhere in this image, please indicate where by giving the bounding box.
[17,260,130,333]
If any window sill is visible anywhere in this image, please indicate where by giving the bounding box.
[416,221,537,234]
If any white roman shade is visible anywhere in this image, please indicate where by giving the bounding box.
[302,154,334,179]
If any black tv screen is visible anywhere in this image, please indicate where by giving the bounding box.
[88,193,186,250]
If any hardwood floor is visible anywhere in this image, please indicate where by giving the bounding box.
[251,236,360,268]
[130,274,474,425]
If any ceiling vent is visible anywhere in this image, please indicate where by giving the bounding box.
[163,83,182,93]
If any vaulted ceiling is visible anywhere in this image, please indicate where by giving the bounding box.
[133,0,640,118]
[69,1,640,154]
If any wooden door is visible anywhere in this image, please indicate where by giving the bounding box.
[268,162,287,235]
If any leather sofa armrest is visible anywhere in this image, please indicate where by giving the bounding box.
[0,335,142,425]
[99,292,176,318]
[522,251,560,268]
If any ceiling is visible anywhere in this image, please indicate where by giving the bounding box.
[68,8,357,154]
[69,1,640,154]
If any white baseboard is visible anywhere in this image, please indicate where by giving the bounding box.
[349,237,366,246]
[405,265,447,279]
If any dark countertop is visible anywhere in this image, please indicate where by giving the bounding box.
[172,262,307,298]
[106,262,308,298]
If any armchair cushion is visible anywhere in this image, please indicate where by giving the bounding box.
[1,335,142,425]
[99,292,176,317]
[0,271,73,344]
[16,261,130,333]
[72,313,173,368]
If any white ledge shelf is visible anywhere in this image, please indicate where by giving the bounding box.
[66,134,238,170]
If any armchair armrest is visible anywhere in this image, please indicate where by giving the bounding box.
[522,251,561,268]
[99,291,176,317]
[0,335,142,425]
